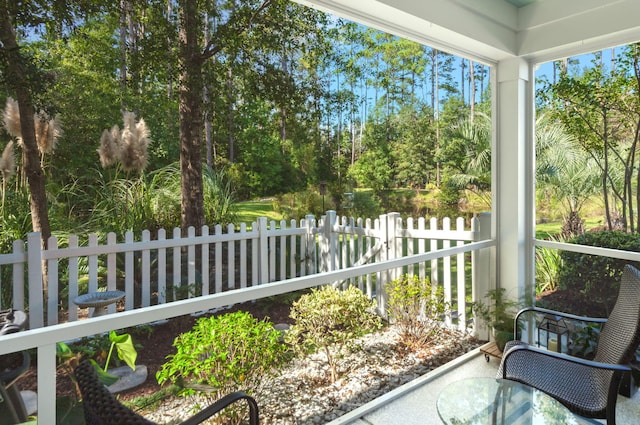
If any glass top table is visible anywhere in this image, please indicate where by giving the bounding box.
[437,377,580,425]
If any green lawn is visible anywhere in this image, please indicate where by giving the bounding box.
[236,199,284,225]
[535,216,604,240]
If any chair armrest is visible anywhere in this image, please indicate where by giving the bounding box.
[513,306,608,339]
[180,391,259,425]
[502,344,631,377]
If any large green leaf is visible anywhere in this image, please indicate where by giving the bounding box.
[89,359,119,386]
[109,331,137,371]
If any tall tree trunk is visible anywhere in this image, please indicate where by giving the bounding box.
[460,58,465,104]
[203,12,213,168]
[178,0,204,232]
[127,0,136,91]
[166,0,173,99]
[280,46,287,144]
[120,0,128,107]
[433,49,441,187]
[470,60,475,119]
[0,2,52,295]
[227,66,235,162]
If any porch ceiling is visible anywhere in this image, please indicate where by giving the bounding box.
[295,0,640,64]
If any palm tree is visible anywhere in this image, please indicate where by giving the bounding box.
[447,112,492,206]
[535,113,600,237]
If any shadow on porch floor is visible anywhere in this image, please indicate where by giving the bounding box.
[328,348,640,425]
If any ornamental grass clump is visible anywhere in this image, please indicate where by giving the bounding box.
[285,285,382,383]
[386,274,448,349]
[156,311,289,414]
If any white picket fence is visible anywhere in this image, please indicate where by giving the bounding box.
[0,211,490,331]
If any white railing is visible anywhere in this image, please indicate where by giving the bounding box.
[0,238,496,425]
[0,211,495,425]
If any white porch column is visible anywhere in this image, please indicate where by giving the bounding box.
[494,58,535,302]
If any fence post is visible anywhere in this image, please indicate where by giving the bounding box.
[319,211,337,273]
[12,239,25,312]
[377,213,391,317]
[258,217,269,284]
[304,214,315,275]
[473,212,493,340]
[27,232,44,329]
[388,212,402,282]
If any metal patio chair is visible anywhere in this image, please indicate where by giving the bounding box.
[498,264,640,425]
[74,361,259,425]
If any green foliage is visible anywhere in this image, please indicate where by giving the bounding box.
[274,188,324,220]
[104,330,138,373]
[156,311,289,402]
[386,274,448,348]
[0,188,32,306]
[347,144,393,195]
[285,285,382,383]
[203,166,237,226]
[56,330,139,387]
[473,288,521,351]
[437,178,461,205]
[558,231,640,312]
[535,235,565,295]
[473,288,519,333]
[87,164,180,236]
[568,322,601,360]
[349,190,382,219]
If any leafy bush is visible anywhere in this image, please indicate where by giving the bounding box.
[285,285,382,383]
[274,189,324,219]
[386,274,448,348]
[437,178,461,205]
[558,231,640,312]
[350,190,382,219]
[156,311,289,405]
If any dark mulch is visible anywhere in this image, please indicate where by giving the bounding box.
[13,296,296,402]
[537,288,608,318]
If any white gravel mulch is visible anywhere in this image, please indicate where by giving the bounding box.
[140,326,482,424]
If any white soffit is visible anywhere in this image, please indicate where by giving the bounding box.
[517,0,640,62]
[294,0,640,65]
[294,0,517,65]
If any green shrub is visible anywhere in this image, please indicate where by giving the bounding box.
[437,178,461,205]
[386,274,448,348]
[558,231,640,312]
[285,285,382,383]
[274,189,324,219]
[350,190,382,219]
[156,311,289,405]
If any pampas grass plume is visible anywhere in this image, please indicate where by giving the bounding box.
[119,112,150,172]
[97,129,119,168]
[97,112,151,172]
[34,110,63,154]
[3,98,21,138]
[0,140,15,179]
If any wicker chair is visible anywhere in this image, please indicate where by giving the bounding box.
[74,361,259,425]
[499,264,640,425]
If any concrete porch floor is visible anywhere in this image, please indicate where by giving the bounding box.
[327,348,640,425]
